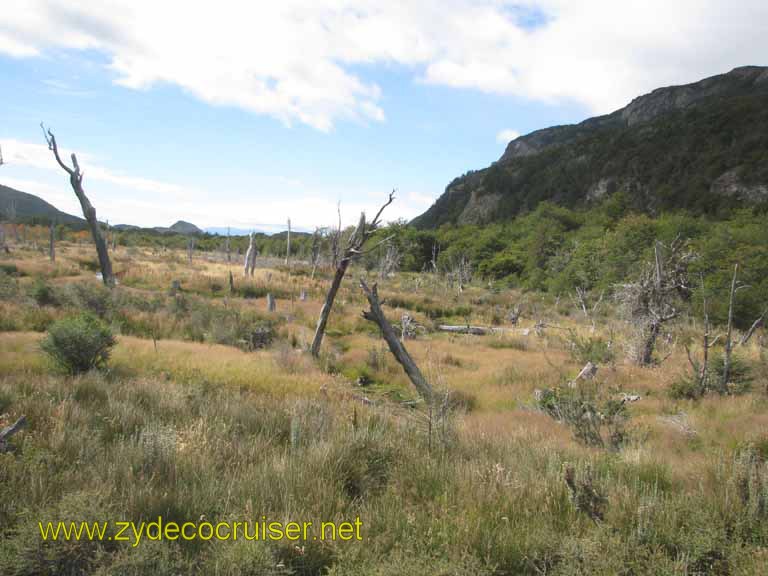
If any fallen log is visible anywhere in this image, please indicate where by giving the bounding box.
[437,324,497,335]
[0,416,27,452]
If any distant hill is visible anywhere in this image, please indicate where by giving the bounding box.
[166,220,203,235]
[0,183,84,225]
[412,66,768,228]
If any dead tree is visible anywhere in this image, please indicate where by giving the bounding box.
[616,239,693,366]
[243,232,257,277]
[378,241,401,279]
[49,221,55,262]
[685,275,720,396]
[42,124,114,287]
[285,218,291,266]
[360,279,432,403]
[721,264,750,392]
[310,227,322,279]
[266,293,276,312]
[331,203,342,270]
[187,237,195,264]
[447,253,472,293]
[741,306,767,346]
[572,287,604,332]
[310,191,395,357]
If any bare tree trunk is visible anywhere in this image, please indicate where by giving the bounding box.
[285,218,291,266]
[42,124,114,287]
[640,319,662,366]
[722,264,739,392]
[311,258,350,357]
[228,270,235,293]
[49,221,55,262]
[244,232,257,277]
[360,279,432,403]
[187,237,195,264]
[266,293,276,312]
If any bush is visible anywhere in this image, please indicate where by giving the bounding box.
[30,278,57,306]
[567,330,615,365]
[41,313,116,374]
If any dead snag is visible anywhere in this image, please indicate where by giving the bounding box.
[310,191,395,357]
[42,123,114,287]
[616,239,694,366]
[359,279,433,403]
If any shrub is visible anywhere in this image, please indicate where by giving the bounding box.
[40,313,116,374]
[567,330,615,365]
[30,278,57,306]
[537,380,630,450]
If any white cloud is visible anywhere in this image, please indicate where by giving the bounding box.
[0,1,766,130]
[496,129,520,144]
[1,137,426,230]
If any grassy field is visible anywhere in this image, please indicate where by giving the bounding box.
[1,242,767,575]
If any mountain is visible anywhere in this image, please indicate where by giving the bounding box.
[412,66,768,228]
[0,184,84,225]
[167,220,203,235]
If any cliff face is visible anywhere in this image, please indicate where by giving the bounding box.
[413,66,768,228]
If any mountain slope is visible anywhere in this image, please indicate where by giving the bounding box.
[0,184,84,225]
[412,66,768,228]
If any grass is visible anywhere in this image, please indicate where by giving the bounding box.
[0,242,767,574]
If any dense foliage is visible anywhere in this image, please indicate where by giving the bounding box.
[369,200,768,329]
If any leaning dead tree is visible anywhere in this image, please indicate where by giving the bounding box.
[360,279,433,403]
[616,239,693,366]
[244,232,257,277]
[310,191,395,357]
[42,124,114,286]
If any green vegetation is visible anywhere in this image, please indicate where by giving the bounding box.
[40,313,116,374]
[375,203,768,328]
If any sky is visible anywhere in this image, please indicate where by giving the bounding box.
[0,1,766,233]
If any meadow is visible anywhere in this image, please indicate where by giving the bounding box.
[0,239,767,575]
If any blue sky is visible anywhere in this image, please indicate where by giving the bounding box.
[1,1,765,232]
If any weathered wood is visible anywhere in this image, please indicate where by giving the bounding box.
[360,280,432,403]
[0,416,27,452]
[266,293,276,312]
[721,264,739,391]
[310,191,395,357]
[244,232,257,277]
[285,218,291,266]
[437,324,494,335]
[42,124,114,287]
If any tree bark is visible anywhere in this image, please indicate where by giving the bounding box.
[42,125,114,286]
[360,280,432,403]
[311,257,350,356]
[285,218,291,266]
[722,264,739,392]
[740,307,767,346]
[640,320,661,366]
